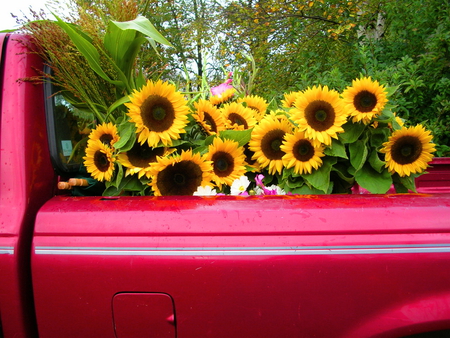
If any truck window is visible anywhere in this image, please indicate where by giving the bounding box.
[44,66,93,175]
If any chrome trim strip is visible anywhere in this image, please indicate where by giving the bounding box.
[0,247,14,254]
[35,244,450,256]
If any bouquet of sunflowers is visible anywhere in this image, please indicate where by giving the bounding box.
[83,73,435,196]
[24,11,436,197]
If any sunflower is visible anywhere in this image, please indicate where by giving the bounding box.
[249,115,293,175]
[342,77,388,124]
[192,99,226,135]
[88,122,120,147]
[292,85,347,145]
[281,91,301,109]
[125,79,189,148]
[149,150,213,196]
[205,137,247,190]
[243,143,261,172]
[83,139,115,182]
[380,125,436,177]
[221,102,258,131]
[281,131,325,175]
[117,142,173,179]
[268,109,291,123]
[238,95,268,121]
[210,88,236,106]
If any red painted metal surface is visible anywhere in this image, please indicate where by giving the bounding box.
[32,194,450,338]
[113,293,175,338]
[416,157,450,193]
[0,34,55,338]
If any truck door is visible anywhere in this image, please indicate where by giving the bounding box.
[0,33,54,338]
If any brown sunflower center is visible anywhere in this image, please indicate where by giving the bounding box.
[244,144,256,165]
[294,139,315,162]
[94,150,110,172]
[156,160,203,195]
[204,112,218,133]
[228,113,248,129]
[127,142,165,167]
[391,135,423,165]
[354,90,377,112]
[304,100,335,131]
[140,95,175,132]
[248,105,260,113]
[261,129,286,160]
[212,151,234,177]
[100,134,114,145]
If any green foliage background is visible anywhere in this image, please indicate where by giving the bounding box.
[136,0,450,156]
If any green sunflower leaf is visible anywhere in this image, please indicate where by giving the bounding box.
[302,157,336,193]
[219,129,252,147]
[368,150,386,173]
[289,184,325,195]
[393,174,417,193]
[369,127,390,149]
[340,121,366,144]
[103,175,145,196]
[192,145,209,155]
[332,162,355,184]
[114,121,136,151]
[106,95,130,119]
[349,139,368,171]
[355,164,393,194]
[324,139,348,159]
[114,162,124,188]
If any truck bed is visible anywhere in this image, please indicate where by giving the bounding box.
[31,193,450,337]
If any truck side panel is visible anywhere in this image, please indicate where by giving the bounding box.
[32,195,450,338]
[0,34,55,338]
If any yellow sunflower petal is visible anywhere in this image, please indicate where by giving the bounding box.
[238,95,268,121]
[221,102,258,131]
[192,99,226,135]
[88,122,120,147]
[83,139,115,182]
[249,115,293,175]
[281,131,325,175]
[342,77,388,125]
[149,150,213,196]
[291,85,348,146]
[380,124,436,177]
[125,79,189,148]
[205,137,247,190]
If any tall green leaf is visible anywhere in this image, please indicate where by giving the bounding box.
[104,21,137,69]
[111,16,173,48]
[53,14,123,88]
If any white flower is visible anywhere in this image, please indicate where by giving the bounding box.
[230,175,250,195]
[193,185,217,196]
[254,184,286,195]
[267,184,286,195]
[254,186,264,195]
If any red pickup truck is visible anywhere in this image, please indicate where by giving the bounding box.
[2,33,450,338]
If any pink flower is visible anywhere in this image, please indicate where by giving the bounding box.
[255,174,286,195]
[211,72,233,96]
[211,78,233,96]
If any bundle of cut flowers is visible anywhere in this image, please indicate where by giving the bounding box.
[84,74,436,196]
[21,12,435,197]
